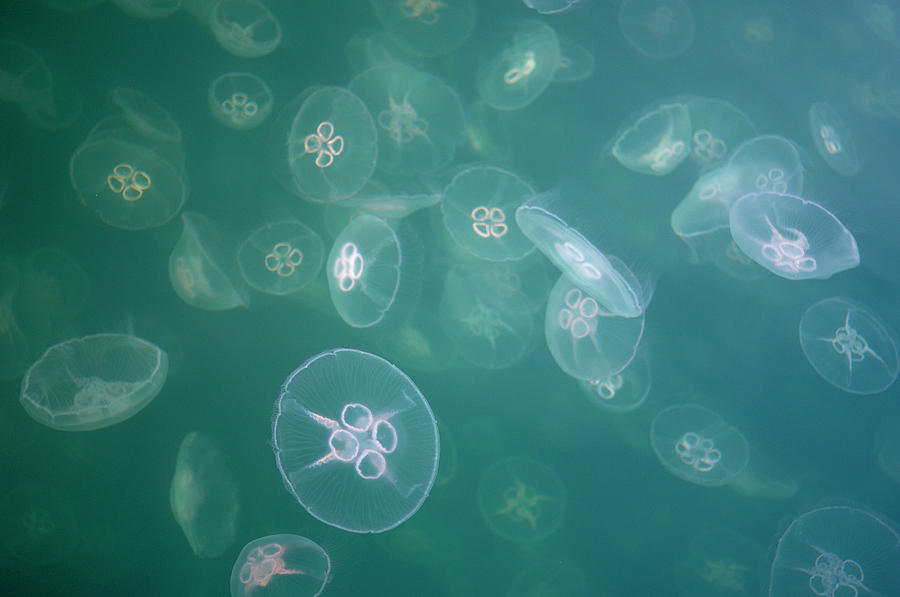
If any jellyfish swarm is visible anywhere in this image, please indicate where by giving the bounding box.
[238,220,324,296]
[19,333,168,431]
[477,457,565,542]
[729,192,859,280]
[611,102,692,176]
[650,404,749,486]
[440,165,536,262]
[230,534,331,597]
[349,64,465,173]
[808,102,860,177]
[617,0,695,59]
[369,0,476,57]
[271,349,439,533]
[209,72,273,131]
[799,297,899,395]
[769,505,900,597]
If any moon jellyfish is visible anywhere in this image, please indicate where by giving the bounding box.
[545,273,644,382]
[650,404,749,487]
[477,20,561,111]
[111,0,183,19]
[19,333,168,431]
[170,431,239,559]
[728,445,799,500]
[808,102,860,177]
[238,220,324,296]
[523,0,584,15]
[617,0,695,59]
[230,534,331,597]
[441,165,536,262]
[670,165,741,260]
[369,0,475,57]
[799,297,899,395]
[769,505,900,597]
[579,349,651,413]
[729,192,859,280]
[326,214,417,328]
[375,309,457,373]
[209,0,282,58]
[516,201,651,317]
[345,29,415,74]
[726,134,804,201]
[727,3,794,63]
[209,71,273,131]
[0,40,52,105]
[674,529,765,597]
[287,87,377,202]
[439,265,535,369]
[611,102,692,176]
[111,86,182,144]
[685,96,757,168]
[338,177,441,219]
[349,64,465,173]
[272,348,439,533]
[477,457,565,542]
[554,37,594,83]
[0,485,77,565]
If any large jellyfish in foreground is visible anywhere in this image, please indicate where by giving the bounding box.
[230,534,330,597]
[272,348,439,533]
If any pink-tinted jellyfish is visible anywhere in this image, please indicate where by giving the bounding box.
[230,534,330,597]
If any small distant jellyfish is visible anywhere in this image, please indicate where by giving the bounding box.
[0,485,77,565]
[650,404,749,486]
[238,220,324,296]
[19,333,168,431]
[477,20,561,111]
[230,534,331,597]
[856,0,900,47]
[674,528,765,597]
[369,0,476,57]
[170,431,239,559]
[554,37,595,83]
[209,72,273,131]
[769,505,900,597]
[808,102,860,177]
[617,0,695,59]
[611,102,692,176]
[578,349,651,413]
[729,192,859,280]
[271,348,439,533]
[477,457,565,542]
[286,87,377,202]
[209,0,282,58]
[799,297,899,395]
[440,165,536,262]
[727,3,794,63]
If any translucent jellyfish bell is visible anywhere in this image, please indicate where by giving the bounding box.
[230,534,331,597]
[209,0,282,58]
[727,3,794,63]
[477,20,561,111]
[349,64,465,173]
[808,102,860,177]
[799,297,899,395]
[523,0,584,15]
[554,37,595,83]
[0,40,52,105]
[271,348,439,533]
[287,87,377,202]
[369,0,475,57]
[477,457,565,542]
[684,96,757,168]
[545,273,644,382]
[674,529,765,597]
[578,349,651,413]
[670,165,741,259]
[769,505,900,597]
[617,0,695,59]
[238,220,324,296]
[515,201,650,317]
[0,485,77,565]
[726,135,804,201]
[111,0,183,19]
[170,431,239,559]
[441,165,536,262]
[611,102,692,176]
[650,404,749,486]
[209,72,273,131]
[19,333,168,431]
[111,86,182,144]
[729,192,860,280]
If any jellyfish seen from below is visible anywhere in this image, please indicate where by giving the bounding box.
[238,220,324,296]
[209,71,273,131]
[477,457,565,542]
[769,505,900,597]
[808,102,860,177]
[674,528,765,597]
[611,102,692,176]
[111,86,182,144]
[579,349,651,413]
[684,96,757,168]
[477,20,561,111]
[19,333,168,431]
[230,534,330,597]
[650,404,749,487]
[169,212,248,311]
[439,265,535,369]
[0,485,77,565]
[726,135,804,201]
[272,348,439,533]
[617,0,695,59]
[209,0,282,58]
[170,431,239,559]
[440,165,536,262]
[369,0,475,57]
[349,64,465,173]
[729,192,859,280]
[799,297,899,395]
[111,0,183,19]
[287,87,377,202]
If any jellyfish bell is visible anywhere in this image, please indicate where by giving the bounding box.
[725,134,805,203]
[338,176,442,220]
[578,348,651,413]
[209,0,282,58]
[683,96,757,169]
[0,485,77,565]
[808,102,861,177]
[553,36,594,83]
[0,40,52,105]
[670,165,740,260]
[238,219,324,297]
[727,2,795,63]
[618,0,695,59]
[208,71,273,131]
[523,0,585,15]
[230,534,330,597]
[111,86,182,144]
[369,0,476,57]
[345,29,417,74]
[610,101,692,176]
[674,528,766,597]
[111,0,183,19]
